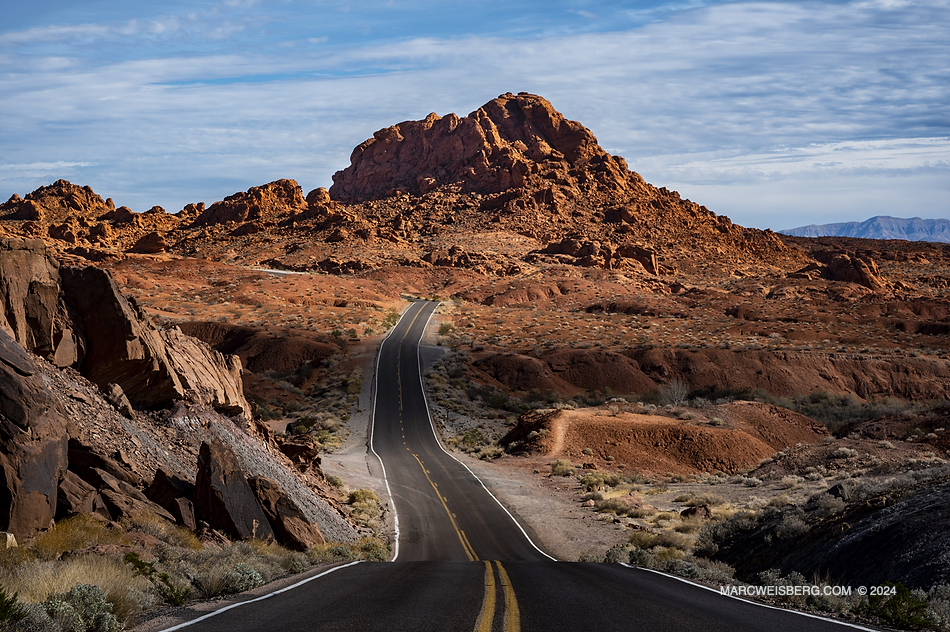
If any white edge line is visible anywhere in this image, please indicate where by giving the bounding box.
[415,301,558,562]
[369,301,415,562]
[156,561,363,632]
[620,565,879,631]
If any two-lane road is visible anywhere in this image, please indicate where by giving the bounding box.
[370,300,550,563]
[154,301,877,632]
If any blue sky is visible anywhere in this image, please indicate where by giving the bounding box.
[1,0,948,230]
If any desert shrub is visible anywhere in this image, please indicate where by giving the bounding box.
[0,587,24,624]
[855,582,936,629]
[832,447,859,459]
[685,493,724,507]
[550,459,575,477]
[604,544,631,564]
[816,494,847,518]
[307,538,390,564]
[124,511,201,551]
[476,446,505,460]
[659,379,690,407]
[327,475,344,488]
[594,498,629,515]
[578,553,605,563]
[775,514,809,539]
[0,555,150,627]
[307,544,356,565]
[43,584,121,632]
[224,564,264,594]
[1,602,57,632]
[742,477,763,487]
[768,494,795,507]
[627,531,659,549]
[653,531,693,551]
[768,392,916,435]
[578,471,621,491]
[779,476,803,490]
[123,553,191,606]
[694,511,759,557]
[348,489,382,530]
[348,489,378,505]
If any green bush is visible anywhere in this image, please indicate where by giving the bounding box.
[0,586,24,623]
[550,459,575,477]
[855,582,936,629]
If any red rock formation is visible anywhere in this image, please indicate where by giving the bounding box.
[60,266,248,415]
[330,92,620,201]
[0,180,114,224]
[193,180,307,226]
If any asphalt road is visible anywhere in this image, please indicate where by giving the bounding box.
[157,300,876,632]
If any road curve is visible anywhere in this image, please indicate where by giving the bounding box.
[371,299,551,562]
[153,301,876,632]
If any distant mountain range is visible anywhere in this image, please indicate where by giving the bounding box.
[781,216,950,243]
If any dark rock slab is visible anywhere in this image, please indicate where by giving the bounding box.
[194,440,274,542]
[248,476,325,551]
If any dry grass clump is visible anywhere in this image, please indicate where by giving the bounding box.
[124,511,202,550]
[347,489,383,532]
[0,554,152,627]
[29,515,129,562]
[306,537,390,564]
[683,493,724,507]
[0,509,387,630]
[550,459,576,476]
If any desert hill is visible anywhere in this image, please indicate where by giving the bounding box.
[1,93,803,278]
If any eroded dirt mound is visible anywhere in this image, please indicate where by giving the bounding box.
[720,401,829,450]
[503,405,828,475]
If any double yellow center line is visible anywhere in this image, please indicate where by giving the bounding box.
[409,455,520,631]
[475,561,520,632]
[412,453,477,560]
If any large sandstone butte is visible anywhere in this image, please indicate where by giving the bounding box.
[330,92,617,201]
[326,91,795,265]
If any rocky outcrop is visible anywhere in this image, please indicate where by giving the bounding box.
[130,231,167,254]
[532,237,668,274]
[0,239,81,367]
[0,329,69,536]
[60,266,248,415]
[330,92,620,202]
[194,440,275,542]
[0,239,248,416]
[248,476,325,551]
[0,180,114,224]
[193,180,307,226]
[273,436,322,474]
